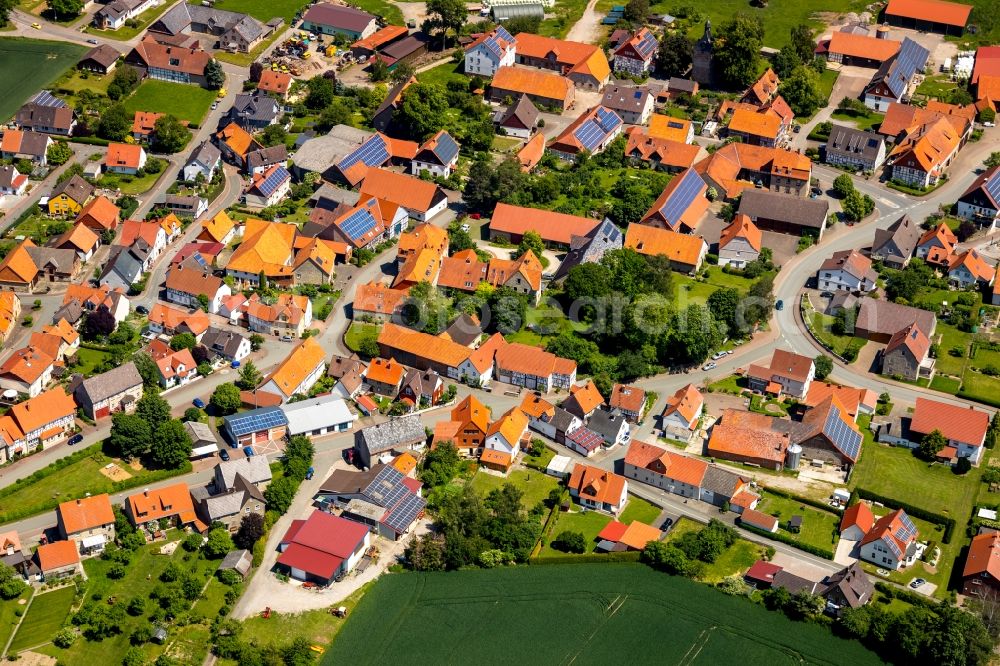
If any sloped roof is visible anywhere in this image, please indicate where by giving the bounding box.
[885,0,971,27]
[965,532,1000,580]
[707,409,790,466]
[491,65,573,102]
[840,502,875,535]
[661,383,701,424]
[610,383,646,414]
[36,540,79,572]
[719,214,762,253]
[359,168,444,214]
[568,463,626,505]
[828,31,900,62]
[490,203,598,245]
[263,337,326,398]
[514,32,609,81]
[58,494,114,534]
[517,133,546,172]
[376,322,471,369]
[910,397,989,445]
[624,224,706,265]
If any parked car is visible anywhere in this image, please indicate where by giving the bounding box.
[135,305,149,315]
[910,578,926,589]
[711,351,726,360]
[68,433,84,446]
[86,39,98,44]
[775,300,784,311]
[192,397,205,408]
[243,446,255,457]
[280,335,293,342]
[219,448,230,461]
[702,362,717,371]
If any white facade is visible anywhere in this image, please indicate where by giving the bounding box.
[184,156,220,183]
[411,155,458,178]
[0,364,53,398]
[106,148,147,175]
[817,267,877,293]
[464,39,515,77]
[718,237,759,269]
[165,283,232,315]
[570,479,628,514]
[958,201,999,227]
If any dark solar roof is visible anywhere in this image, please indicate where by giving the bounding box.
[573,107,623,151]
[224,406,288,437]
[255,166,290,197]
[823,403,862,461]
[567,427,603,453]
[656,169,706,228]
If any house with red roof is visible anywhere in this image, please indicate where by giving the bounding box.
[660,383,702,438]
[948,249,996,289]
[817,249,878,293]
[718,214,762,269]
[609,383,646,423]
[840,502,875,541]
[707,409,791,471]
[36,540,81,580]
[740,508,779,533]
[884,0,971,36]
[596,519,661,551]
[963,532,1000,598]
[909,397,990,464]
[882,323,933,382]
[745,559,783,587]
[568,463,628,514]
[488,203,599,248]
[859,508,919,570]
[277,509,371,585]
[105,143,147,175]
[746,349,815,399]
[155,347,197,388]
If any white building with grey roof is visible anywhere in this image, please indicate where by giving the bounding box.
[73,362,143,420]
[354,415,426,469]
[280,394,356,437]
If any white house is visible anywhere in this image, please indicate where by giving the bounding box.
[410,131,460,178]
[280,394,357,437]
[858,509,919,570]
[718,215,761,269]
[464,26,516,77]
[155,348,197,388]
[243,165,290,209]
[201,327,252,363]
[104,143,147,176]
[612,28,657,76]
[817,249,878,293]
[183,141,222,183]
[568,463,629,515]
[164,265,232,314]
[93,0,155,30]
[483,407,529,457]
[661,384,703,439]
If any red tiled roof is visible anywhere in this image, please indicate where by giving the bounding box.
[58,494,114,535]
[277,509,368,580]
[964,532,1000,580]
[568,463,626,506]
[707,409,789,466]
[490,203,599,245]
[910,397,989,446]
[840,502,875,534]
[885,0,972,27]
[37,540,79,572]
[610,383,645,414]
[827,31,900,62]
[746,559,782,584]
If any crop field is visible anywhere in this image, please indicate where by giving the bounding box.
[324,564,882,665]
[0,38,85,122]
[9,586,75,652]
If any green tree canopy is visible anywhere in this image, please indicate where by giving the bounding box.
[394,83,449,141]
[210,382,241,415]
[153,115,189,154]
[716,14,764,88]
[149,419,192,469]
[110,413,152,460]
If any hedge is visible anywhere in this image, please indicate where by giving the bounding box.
[763,486,843,516]
[854,487,955,544]
[874,581,937,609]
[69,136,112,147]
[529,551,642,565]
[739,522,835,560]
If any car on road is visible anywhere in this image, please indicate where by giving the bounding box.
[702,362,717,371]
[711,351,726,360]
[135,305,149,315]
[68,434,84,446]
[910,578,927,589]
[192,397,205,408]
[31,22,40,29]
[280,335,293,342]
[775,300,784,311]
[219,448,230,461]
[86,38,98,44]
[243,446,255,457]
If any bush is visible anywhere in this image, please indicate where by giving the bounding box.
[53,628,77,648]
[550,530,586,554]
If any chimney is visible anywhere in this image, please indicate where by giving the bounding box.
[76,498,81,505]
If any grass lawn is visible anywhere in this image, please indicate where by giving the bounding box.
[40,538,222,665]
[0,444,188,524]
[915,74,958,100]
[4,214,70,244]
[95,169,163,196]
[798,69,840,122]
[523,445,555,471]
[0,588,33,652]
[958,371,1000,408]
[345,0,403,24]
[189,0,305,22]
[72,346,113,377]
[929,374,962,394]
[9,586,75,652]
[666,518,766,583]
[933,322,971,376]
[416,61,469,89]
[344,322,380,353]
[85,0,174,40]
[707,374,747,395]
[492,136,521,153]
[123,80,216,124]
[756,491,840,553]
[619,496,661,525]
[674,275,719,306]
[804,308,867,359]
[537,0,589,38]
[948,0,1000,47]
[52,68,113,105]
[537,505,613,556]
[830,109,884,132]
[469,468,559,509]
[0,37,85,122]
[324,563,883,665]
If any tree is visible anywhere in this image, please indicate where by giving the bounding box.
[781,67,823,117]
[390,61,416,84]
[814,354,833,380]
[237,360,262,390]
[263,476,297,514]
[210,383,241,415]
[918,429,948,461]
[259,124,287,148]
[833,173,855,198]
[358,333,380,358]
[46,141,72,166]
[517,230,545,261]
[107,65,140,100]
[426,0,466,48]
[0,564,26,600]
[623,0,648,24]
[109,321,135,346]
[170,332,197,351]
[314,99,353,132]
[488,286,527,335]
[716,14,764,88]
[842,190,874,221]
[707,288,741,336]
[152,115,188,154]
[182,407,203,422]
[789,23,815,63]
[667,305,726,364]
[641,541,697,576]
[204,527,235,558]
[610,178,655,225]
[955,220,977,242]
[83,308,116,340]
[249,333,264,351]
[98,104,131,141]
[981,107,997,124]
[205,59,225,90]
[420,441,462,487]
[149,419,192,469]
[955,456,972,474]
[368,57,389,82]
[234,512,265,549]
[656,32,693,78]
[394,83,448,140]
[110,413,152,460]
[551,530,586,553]
[136,392,171,427]
[404,533,446,571]
[133,352,160,388]
[48,0,83,20]
[305,75,335,109]
[0,0,15,26]
[564,262,613,303]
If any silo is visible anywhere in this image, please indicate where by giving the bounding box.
[786,443,803,469]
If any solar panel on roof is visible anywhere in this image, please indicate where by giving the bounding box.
[257,166,289,196]
[657,169,704,228]
[899,512,917,536]
[884,537,902,558]
[227,408,286,436]
[338,206,377,241]
[432,132,460,165]
[823,405,862,461]
[568,428,603,452]
[31,91,67,109]
[383,492,426,533]
[984,171,1000,205]
[339,134,389,171]
[884,38,928,98]
[634,31,658,59]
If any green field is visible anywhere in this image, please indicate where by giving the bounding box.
[755,491,840,553]
[344,322,380,353]
[96,169,164,196]
[9,586,76,652]
[830,109,884,132]
[469,468,559,509]
[416,61,468,89]
[0,37,86,122]
[0,588,33,652]
[123,79,216,124]
[537,506,614,557]
[187,0,306,22]
[324,564,882,665]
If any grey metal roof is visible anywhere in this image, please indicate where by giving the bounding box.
[218,549,252,575]
[356,415,425,455]
[215,455,272,490]
[699,465,746,497]
[76,362,141,404]
[291,125,373,174]
[187,141,221,169]
[738,190,829,230]
[872,214,920,264]
[588,409,627,442]
[246,144,288,172]
[150,2,192,34]
[280,394,355,435]
[231,92,281,124]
